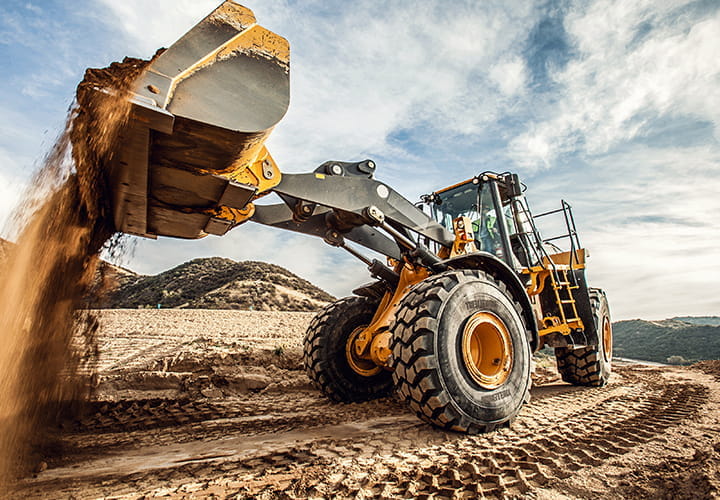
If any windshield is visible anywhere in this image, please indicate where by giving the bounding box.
[430,182,480,231]
[430,181,517,258]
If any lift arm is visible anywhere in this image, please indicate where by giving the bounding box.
[251,202,403,260]
[249,160,454,270]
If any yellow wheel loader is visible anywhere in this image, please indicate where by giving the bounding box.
[100,1,612,433]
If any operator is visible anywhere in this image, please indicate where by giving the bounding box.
[473,209,499,255]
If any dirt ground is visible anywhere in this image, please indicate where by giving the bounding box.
[13,310,720,499]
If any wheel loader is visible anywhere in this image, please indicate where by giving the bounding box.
[98,1,612,433]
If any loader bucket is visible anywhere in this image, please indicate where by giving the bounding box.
[108,1,289,239]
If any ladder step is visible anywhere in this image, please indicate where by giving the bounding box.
[560,299,575,304]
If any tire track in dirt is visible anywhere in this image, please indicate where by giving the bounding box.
[53,394,410,465]
[16,365,713,499]
[101,339,178,372]
[246,380,707,499]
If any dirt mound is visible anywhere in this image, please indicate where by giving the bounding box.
[104,258,334,311]
[96,338,309,401]
[82,309,316,406]
[692,359,720,381]
[0,56,150,486]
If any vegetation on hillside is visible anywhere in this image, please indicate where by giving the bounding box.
[673,316,720,326]
[613,318,720,364]
[102,257,335,311]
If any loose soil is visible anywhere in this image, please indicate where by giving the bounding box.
[0,56,151,486]
[11,310,720,499]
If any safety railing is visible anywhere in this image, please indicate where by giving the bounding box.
[532,200,582,272]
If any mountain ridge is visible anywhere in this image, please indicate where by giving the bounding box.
[612,317,720,364]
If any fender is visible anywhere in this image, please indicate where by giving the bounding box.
[439,252,540,352]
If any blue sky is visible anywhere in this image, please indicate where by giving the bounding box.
[1,0,719,320]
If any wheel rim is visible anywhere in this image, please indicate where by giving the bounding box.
[346,326,381,377]
[602,316,613,362]
[462,312,513,390]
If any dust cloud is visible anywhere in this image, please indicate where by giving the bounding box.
[0,57,148,487]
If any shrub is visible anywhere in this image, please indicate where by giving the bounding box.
[666,355,689,365]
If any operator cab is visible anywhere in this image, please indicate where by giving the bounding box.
[423,172,533,270]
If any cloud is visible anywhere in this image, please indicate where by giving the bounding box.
[23,4,42,15]
[264,0,538,173]
[522,143,720,320]
[581,219,720,320]
[98,0,539,177]
[489,58,527,97]
[92,0,219,57]
[501,1,720,320]
[509,0,720,168]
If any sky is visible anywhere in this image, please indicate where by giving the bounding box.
[1,0,719,320]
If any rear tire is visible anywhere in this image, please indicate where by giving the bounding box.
[554,288,612,386]
[390,270,532,434]
[304,296,393,402]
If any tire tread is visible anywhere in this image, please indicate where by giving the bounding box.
[303,297,392,402]
[390,269,531,434]
[554,289,611,387]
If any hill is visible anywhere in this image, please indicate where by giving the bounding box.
[612,317,720,364]
[672,316,720,326]
[103,257,335,312]
[1,238,333,311]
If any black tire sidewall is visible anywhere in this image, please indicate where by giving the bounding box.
[594,292,612,380]
[314,298,391,399]
[435,275,531,424]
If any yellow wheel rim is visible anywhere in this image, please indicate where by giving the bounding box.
[462,312,513,390]
[346,326,381,377]
[602,316,613,362]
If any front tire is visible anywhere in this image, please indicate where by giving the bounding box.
[391,270,532,434]
[304,296,393,402]
[554,288,612,386]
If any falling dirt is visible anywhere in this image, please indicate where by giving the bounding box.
[4,310,717,499]
[0,57,150,488]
